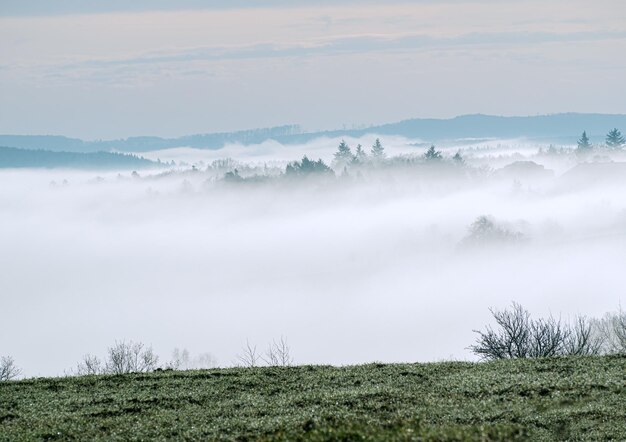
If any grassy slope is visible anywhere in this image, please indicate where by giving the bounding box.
[1,356,624,441]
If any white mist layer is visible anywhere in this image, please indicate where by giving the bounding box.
[1,142,625,377]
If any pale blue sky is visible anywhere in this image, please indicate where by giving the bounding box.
[1,0,625,139]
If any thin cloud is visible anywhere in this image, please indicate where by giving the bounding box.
[15,29,626,84]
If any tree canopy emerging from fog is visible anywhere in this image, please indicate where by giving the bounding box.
[354,144,368,163]
[606,128,625,148]
[577,131,592,151]
[424,145,442,161]
[460,216,525,247]
[371,138,385,159]
[334,140,353,163]
[286,155,332,176]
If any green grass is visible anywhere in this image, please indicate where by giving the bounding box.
[1,355,625,441]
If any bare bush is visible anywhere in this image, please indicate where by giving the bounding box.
[168,348,217,370]
[71,340,159,376]
[470,303,531,359]
[528,315,569,358]
[471,303,606,360]
[74,354,103,376]
[236,340,260,368]
[263,337,293,367]
[594,307,626,354]
[106,341,159,374]
[564,315,603,356]
[0,355,21,381]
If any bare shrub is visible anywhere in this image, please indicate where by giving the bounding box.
[106,341,159,374]
[263,337,293,367]
[528,315,569,358]
[470,303,531,359]
[471,303,606,360]
[0,355,21,381]
[564,315,603,356]
[71,340,159,376]
[74,354,103,376]
[594,307,626,354]
[168,348,217,370]
[236,340,260,368]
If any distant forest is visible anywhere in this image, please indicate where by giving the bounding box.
[0,146,156,169]
[2,113,626,153]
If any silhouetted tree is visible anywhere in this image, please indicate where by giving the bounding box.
[0,356,21,381]
[424,145,442,161]
[606,128,625,148]
[577,131,592,151]
[370,138,385,159]
[471,303,603,360]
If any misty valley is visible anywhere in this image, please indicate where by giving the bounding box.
[1,136,625,378]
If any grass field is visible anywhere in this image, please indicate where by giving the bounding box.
[1,355,625,441]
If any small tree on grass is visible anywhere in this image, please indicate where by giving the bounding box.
[0,356,21,381]
[263,337,293,367]
[236,340,260,368]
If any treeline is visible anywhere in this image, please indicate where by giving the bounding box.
[0,146,157,169]
[3,114,626,153]
[2,305,624,380]
[220,139,463,183]
[576,128,625,152]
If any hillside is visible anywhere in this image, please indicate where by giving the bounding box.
[2,113,626,153]
[0,146,158,169]
[1,356,624,441]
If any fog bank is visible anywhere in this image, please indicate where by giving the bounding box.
[1,140,625,376]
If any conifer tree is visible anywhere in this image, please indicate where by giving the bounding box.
[606,128,625,148]
[577,131,592,151]
[334,140,353,162]
[355,144,368,162]
[371,138,385,159]
[424,145,442,160]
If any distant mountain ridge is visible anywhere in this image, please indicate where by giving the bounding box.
[1,113,625,153]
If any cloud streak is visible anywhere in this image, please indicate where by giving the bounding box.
[10,30,626,85]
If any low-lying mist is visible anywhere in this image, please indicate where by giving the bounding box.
[1,137,625,376]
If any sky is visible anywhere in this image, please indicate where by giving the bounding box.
[1,0,625,139]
